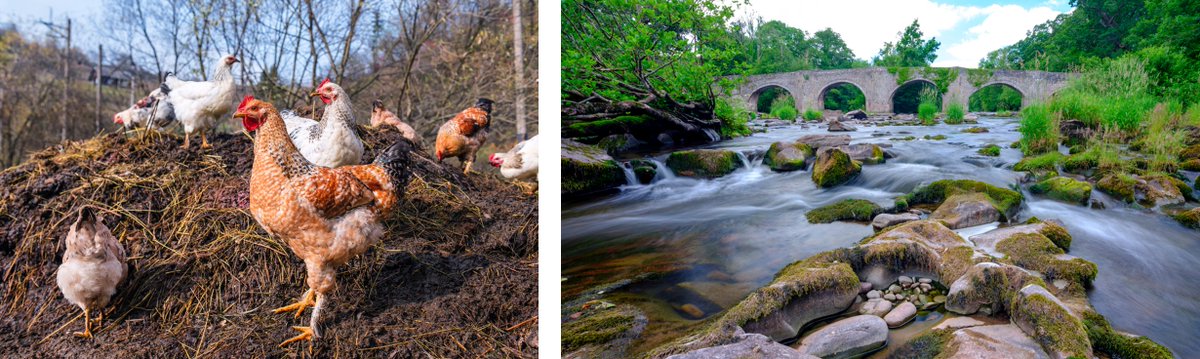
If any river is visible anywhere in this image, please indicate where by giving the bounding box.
[561,116,1200,357]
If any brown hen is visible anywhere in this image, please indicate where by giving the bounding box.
[435,98,493,174]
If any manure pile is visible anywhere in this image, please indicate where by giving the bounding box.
[0,128,538,357]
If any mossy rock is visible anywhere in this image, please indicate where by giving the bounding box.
[806,199,881,223]
[1013,152,1063,172]
[1009,284,1093,359]
[1081,310,1174,359]
[945,262,1046,315]
[562,304,646,355]
[861,220,975,284]
[996,233,1097,287]
[562,140,627,197]
[896,179,1024,220]
[1062,152,1098,173]
[865,144,886,165]
[763,141,814,172]
[930,192,1001,229]
[1180,144,1200,159]
[1181,158,1200,171]
[1029,176,1093,205]
[665,149,743,178]
[629,159,657,184]
[731,262,860,342]
[563,115,651,138]
[1138,174,1194,205]
[962,127,989,133]
[1096,173,1136,203]
[1175,208,1200,229]
[811,148,862,187]
[978,144,1001,157]
[923,134,947,141]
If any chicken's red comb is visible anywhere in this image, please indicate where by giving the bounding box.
[319,78,331,88]
[238,95,255,111]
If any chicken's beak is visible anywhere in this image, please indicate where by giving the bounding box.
[309,90,321,98]
[233,112,247,119]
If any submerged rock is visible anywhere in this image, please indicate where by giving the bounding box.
[665,149,743,178]
[562,139,627,197]
[811,148,861,187]
[883,301,917,328]
[827,119,857,132]
[943,324,1050,359]
[796,315,888,359]
[859,298,894,317]
[666,329,816,359]
[930,193,1001,229]
[1030,176,1093,205]
[763,141,814,172]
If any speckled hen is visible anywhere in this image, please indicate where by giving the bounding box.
[56,207,127,339]
[435,98,493,174]
[235,96,413,349]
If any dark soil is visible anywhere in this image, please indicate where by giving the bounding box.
[0,127,538,358]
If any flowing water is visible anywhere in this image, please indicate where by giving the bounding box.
[562,117,1200,356]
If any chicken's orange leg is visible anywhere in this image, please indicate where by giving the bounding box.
[181,132,191,149]
[273,289,315,319]
[279,291,324,351]
[463,159,475,175]
[73,308,93,339]
[516,181,537,195]
[200,129,212,149]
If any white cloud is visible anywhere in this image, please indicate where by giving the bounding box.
[736,0,1063,68]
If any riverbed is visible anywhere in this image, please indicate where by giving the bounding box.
[561,116,1200,356]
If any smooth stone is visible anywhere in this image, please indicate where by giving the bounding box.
[919,283,932,291]
[797,315,888,359]
[859,282,873,294]
[679,304,705,318]
[933,316,986,331]
[884,293,897,301]
[919,278,932,284]
[858,298,894,317]
[871,213,920,231]
[668,329,818,359]
[888,284,901,293]
[930,193,1001,229]
[941,324,1050,359]
[866,290,881,299]
[883,301,917,328]
[934,295,946,303]
[898,276,913,285]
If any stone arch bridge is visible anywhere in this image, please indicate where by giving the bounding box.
[729,67,1074,114]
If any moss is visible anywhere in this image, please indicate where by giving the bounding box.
[806,199,881,223]
[562,306,638,352]
[1037,221,1073,251]
[945,263,1046,315]
[564,115,650,138]
[562,157,626,196]
[1062,152,1099,173]
[862,241,941,275]
[763,142,814,172]
[665,149,743,178]
[886,329,953,359]
[1181,158,1200,171]
[962,127,989,133]
[1010,287,1092,358]
[633,166,656,184]
[869,145,886,164]
[1029,176,1093,205]
[1096,173,1136,203]
[1174,208,1200,229]
[923,134,947,141]
[940,246,981,284]
[891,136,917,141]
[902,179,1024,220]
[978,144,1001,157]
[1080,310,1174,359]
[811,149,862,187]
[1013,152,1064,172]
[1180,144,1200,159]
[719,261,859,329]
[996,233,1097,287]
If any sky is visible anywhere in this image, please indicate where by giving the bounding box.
[736,0,1071,68]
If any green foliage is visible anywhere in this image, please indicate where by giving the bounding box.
[805,199,881,223]
[978,144,1001,156]
[967,68,994,87]
[894,81,940,114]
[823,84,865,111]
[1081,311,1174,359]
[755,86,789,113]
[874,19,940,67]
[945,101,965,124]
[1019,104,1058,155]
[918,103,938,125]
[770,95,798,121]
[1049,90,1103,126]
[1142,103,1186,172]
[1014,152,1064,172]
[802,108,823,121]
[888,66,915,85]
[921,67,959,94]
[715,98,752,138]
[971,84,1023,112]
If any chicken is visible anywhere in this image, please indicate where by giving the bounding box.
[435,98,494,174]
[369,99,422,144]
[162,54,239,149]
[278,79,364,168]
[113,88,175,131]
[56,207,127,339]
[489,134,539,194]
[234,96,413,349]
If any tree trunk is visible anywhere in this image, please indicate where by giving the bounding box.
[512,0,526,141]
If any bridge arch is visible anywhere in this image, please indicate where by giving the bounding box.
[748,84,795,113]
[969,82,1025,112]
[890,79,939,114]
[817,81,867,111]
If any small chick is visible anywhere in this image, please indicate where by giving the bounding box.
[370,99,423,144]
[56,207,127,338]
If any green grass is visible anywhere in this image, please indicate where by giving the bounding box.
[802,108,823,122]
[918,102,938,125]
[945,102,965,124]
[978,144,1001,156]
[1142,103,1186,172]
[715,98,752,138]
[805,199,881,223]
[1013,152,1064,172]
[1018,104,1058,155]
[770,95,799,121]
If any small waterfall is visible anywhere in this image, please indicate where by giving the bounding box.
[735,151,752,169]
[621,162,639,186]
[650,159,675,182]
[702,128,720,142]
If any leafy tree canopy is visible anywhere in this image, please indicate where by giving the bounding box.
[873,19,940,67]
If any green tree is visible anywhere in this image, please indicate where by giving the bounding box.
[810,28,857,69]
[747,20,811,74]
[873,19,940,67]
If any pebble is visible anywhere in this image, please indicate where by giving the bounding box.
[919,283,932,291]
[883,302,917,328]
[680,304,705,318]
[860,282,874,294]
[888,284,901,293]
[899,276,913,285]
[867,290,881,299]
[919,278,932,284]
[884,293,897,301]
[934,295,946,303]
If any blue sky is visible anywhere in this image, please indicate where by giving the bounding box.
[737,0,1073,67]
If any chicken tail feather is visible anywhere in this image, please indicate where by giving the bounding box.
[374,140,415,190]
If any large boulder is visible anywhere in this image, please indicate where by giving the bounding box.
[1096,173,1136,203]
[1029,176,1093,205]
[827,119,857,132]
[597,133,647,154]
[563,305,648,359]
[795,134,851,150]
[968,219,1073,255]
[1136,175,1189,207]
[666,329,815,359]
[942,324,1051,359]
[562,139,627,197]
[811,148,861,187]
[763,142,814,172]
[945,262,1044,315]
[844,110,867,120]
[871,212,920,231]
[665,149,743,178]
[930,193,1001,229]
[859,220,977,287]
[1176,207,1200,229]
[1010,284,1093,359]
[838,144,886,164]
[805,199,880,223]
[729,262,861,342]
[896,179,1023,220]
[995,233,1097,289]
[795,315,888,359]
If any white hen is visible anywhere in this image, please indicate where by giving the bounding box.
[113,88,175,131]
[279,79,364,168]
[162,54,239,149]
[489,134,539,193]
[56,207,127,339]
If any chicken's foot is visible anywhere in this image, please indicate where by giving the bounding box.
[273,289,316,319]
[278,326,314,351]
[516,181,538,195]
[73,308,93,339]
[181,133,191,149]
[463,160,475,175]
[200,130,212,149]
